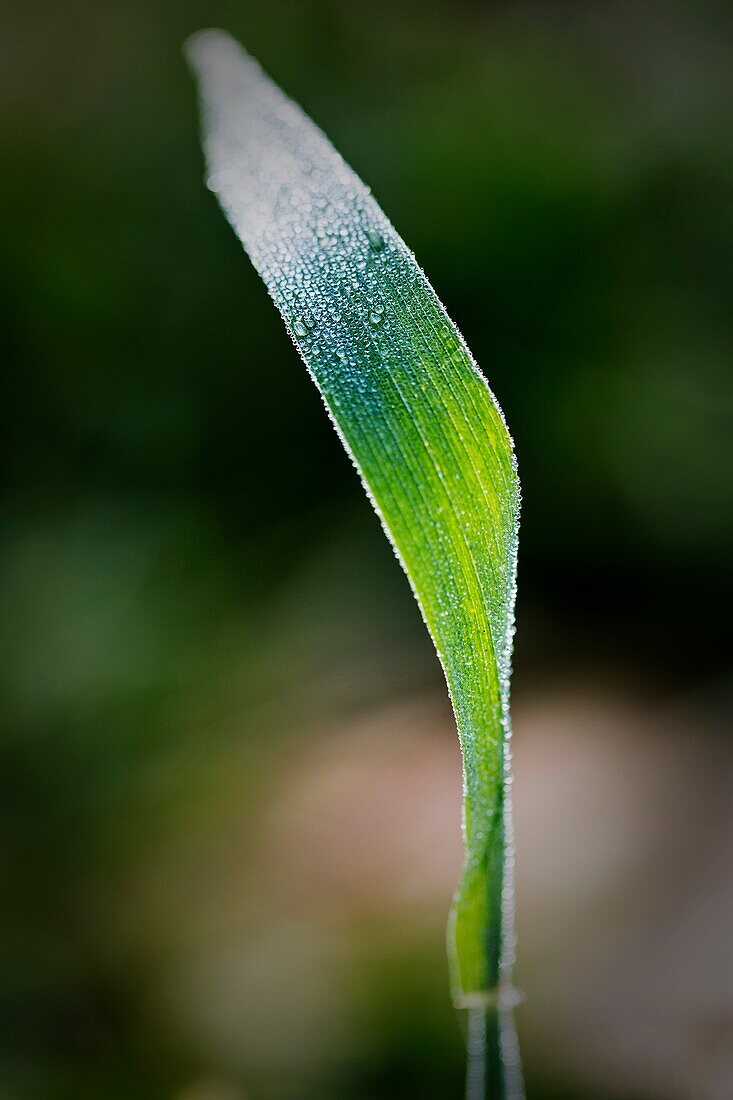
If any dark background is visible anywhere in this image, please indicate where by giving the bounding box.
[2,2,732,1098]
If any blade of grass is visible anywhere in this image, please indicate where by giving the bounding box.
[187,30,523,1096]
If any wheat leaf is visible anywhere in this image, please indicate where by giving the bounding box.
[187,29,521,1092]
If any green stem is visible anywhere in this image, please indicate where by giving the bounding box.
[465,1006,523,1100]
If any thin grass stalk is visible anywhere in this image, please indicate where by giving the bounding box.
[187,31,524,1098]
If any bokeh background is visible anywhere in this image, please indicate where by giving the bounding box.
[3,2,732,1097]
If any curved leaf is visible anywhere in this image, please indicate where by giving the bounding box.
[187,26,520,1037]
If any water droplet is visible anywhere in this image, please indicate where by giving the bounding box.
[366,227,384,251]
[293,320,308,338]
[369,311,383,326]
[336,349,348,362]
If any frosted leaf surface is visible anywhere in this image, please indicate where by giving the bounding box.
[187,29,520,1004]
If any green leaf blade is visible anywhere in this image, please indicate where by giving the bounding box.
[187,29,520,1007]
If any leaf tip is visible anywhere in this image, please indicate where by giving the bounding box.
[183,28,238,75]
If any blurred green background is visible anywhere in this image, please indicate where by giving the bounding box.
[2,2,732,1098]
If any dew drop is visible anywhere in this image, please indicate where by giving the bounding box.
[366,226,385,251]
[369,311,383,326]
[293,320,308,338]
